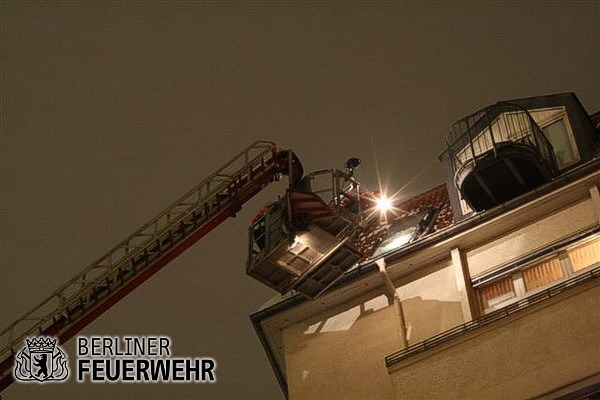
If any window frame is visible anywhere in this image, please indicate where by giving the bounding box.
[530,106,581,170]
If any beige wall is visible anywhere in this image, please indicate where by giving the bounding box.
[395,262,464,345]
[283,293,399,400]
[276,178,599,399]
[388,283,600,399]
[467,198,596,278]
[283,262,465,399]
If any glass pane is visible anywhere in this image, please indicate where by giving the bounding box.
[568,238,600,272]
[522,258,563,291]
[542,119,578,168]
[372,210,434,256]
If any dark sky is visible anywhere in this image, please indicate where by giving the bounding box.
[1,1,598,399]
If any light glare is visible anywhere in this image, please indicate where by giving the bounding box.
[376,196,393,212]
[382,233,412,251]
[289,236,301,249]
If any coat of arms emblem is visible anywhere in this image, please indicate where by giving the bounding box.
[14,337,68,382]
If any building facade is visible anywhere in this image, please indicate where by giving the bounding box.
[252,93,600,399]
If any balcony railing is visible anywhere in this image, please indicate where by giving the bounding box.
[385,266,600,368]
[445,102,557,178]
[440,102,561,212]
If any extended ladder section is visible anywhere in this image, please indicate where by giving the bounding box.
[0,141,297,390]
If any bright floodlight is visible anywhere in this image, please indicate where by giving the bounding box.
[376,196,393,212]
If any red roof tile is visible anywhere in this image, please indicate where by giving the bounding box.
[357,184,454,259]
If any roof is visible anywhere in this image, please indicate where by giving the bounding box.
[395,184,454,232]
[357,184,454,258]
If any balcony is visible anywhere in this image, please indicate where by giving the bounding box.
[444,102,559,212]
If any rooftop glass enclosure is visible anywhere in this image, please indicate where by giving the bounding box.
[444,102,559,212]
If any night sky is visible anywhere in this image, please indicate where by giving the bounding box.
[1,2,598,399]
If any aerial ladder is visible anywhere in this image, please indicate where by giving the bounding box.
[0,141,378,391]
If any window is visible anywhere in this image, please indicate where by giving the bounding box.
[542,119,579,169]
[477,233,599,314]
[522,257,563,291]
[480,277,515,309]
[568,237,600,272]
[372,209,436,256]
[529,107,580,170]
